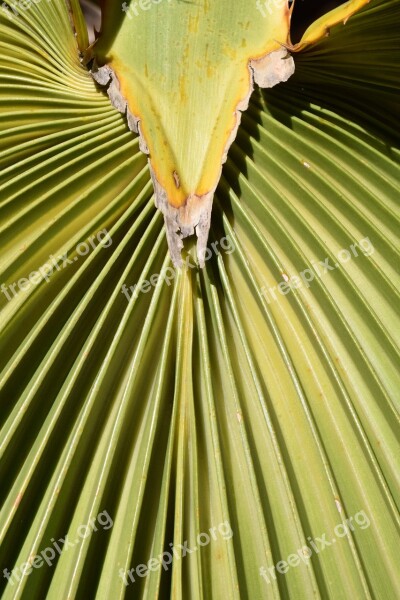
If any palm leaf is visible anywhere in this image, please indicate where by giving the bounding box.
[0,0,399,598]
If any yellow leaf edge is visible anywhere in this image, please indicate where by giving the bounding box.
[289,0,371,52]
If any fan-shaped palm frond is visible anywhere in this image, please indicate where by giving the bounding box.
[0,0,399,598]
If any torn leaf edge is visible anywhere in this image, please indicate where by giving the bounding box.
[90,49,295,267]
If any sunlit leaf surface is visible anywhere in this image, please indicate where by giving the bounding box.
[95,0,291,207]
[0,0,399,598]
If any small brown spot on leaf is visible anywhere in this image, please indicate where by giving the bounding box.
[14,492,23,508]
[173,171,180,189]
